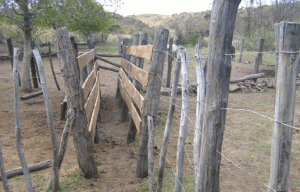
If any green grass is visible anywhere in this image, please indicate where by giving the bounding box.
[0,84,13,89]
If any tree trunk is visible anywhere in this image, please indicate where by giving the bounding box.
[198,0,241,191]
[52,27,99,179]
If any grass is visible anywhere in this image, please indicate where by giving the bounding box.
[0,84,13,89]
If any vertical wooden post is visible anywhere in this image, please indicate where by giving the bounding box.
[7,38,21,86]
[156,51,181,192]
[253,38,265,82]
[174,49,189,192]
[274,23,280,81]
[198,0,241,191]
[33,49,59,191]
[147,116,155,191]
[30,41,39,88]
[52,27,99,179]
[238,38,244,63]
[49,42,61,91]
[193,44,206,192]
[269,21,300,192]
[118,36,123,54]
[166,37,173,88]
[13,48,33,192]
[136,28,169,178]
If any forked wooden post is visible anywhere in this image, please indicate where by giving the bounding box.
[269,21,300,192]
[52,27,99,179]
[198,0,241,191]
[253,38,265,82]
[136,28,169,178]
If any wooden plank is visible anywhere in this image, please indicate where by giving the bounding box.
[77,49,95,71]
[119,68,145,113]
[88,90,100,142]
[121,59,149,87]
[123,45,154,60]
[82,67,97,100]
[118,78,142,134]
[84,75,99,122]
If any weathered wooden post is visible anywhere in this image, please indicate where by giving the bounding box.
[198,0,241,191]
[193,44,206,192]
[48,42,61,91]
[275,23,280,81]
[118,36,123,54]
[269,21,300,192]
[174,49,189,192]
[253,38,265,82]
[0,136,9,192]
[166,37,173,88]
[156,52,181,192]
[34,49,60,191]
[7,38,21,86]
[30,41,39,88]
[136,28,169,178]
[238,38,244,63]
[52,27,99,179]
[13,48,33,192]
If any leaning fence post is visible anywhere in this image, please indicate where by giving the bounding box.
[174,49,189,192]
[166,37,173,88]
[253,38,265,82]
[238,38,244,63]
[269,21,300,192]
[13,48,33,192]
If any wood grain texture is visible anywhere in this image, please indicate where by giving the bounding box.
[121,59,149,87]
[85,75,99,122]
[123,45,154,60]
[77,49,95,71]
[82,67,97,100]
[88,90,101,142]
[118,78,142,134]
[119,68,145,113]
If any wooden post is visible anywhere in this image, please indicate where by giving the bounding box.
[49,42,61,90]
[33,49,59,191]
[136,28,169,178]
[166,37,173,88]
[174,49,189,192]
[52,27,99,179]
[7,38,21,86]
[253,38,265,82]
[30,41,39,88]
[0,137,9,192]
[118,36,123,54]
[198,0,241,191]
[238,38,244,63]
[269,21,300,192]
[147,116,155,192]
[193,47,206,192]
[275,23,280,81]
[156,51,181,192]
[13,48,33,192]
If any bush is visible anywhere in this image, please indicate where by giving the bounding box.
[243,29,275,51]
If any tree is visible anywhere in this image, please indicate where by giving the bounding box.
[0,0,43,91]
[270,0,300,23]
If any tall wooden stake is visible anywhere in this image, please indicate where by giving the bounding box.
[147,116,155,192]
[174,49,189,192]
[136,28,169,178]
[269,21,300,192]
[238,38,244,63]
[0,136,9,192]
[13,48,33,192]
[253,38,265,82]
[198,0,241,191]
[156,53,181,192]
[7,38,21,86]
[48,42,61,90]
[166,37,173,88]
[52,27,99,179]
[193,45,206,192]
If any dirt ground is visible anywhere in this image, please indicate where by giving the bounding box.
[0,43,299,192]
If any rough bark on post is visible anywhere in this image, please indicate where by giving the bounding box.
[48,42,61,90]
[30,42,39,88]
[34,49,59,191]
[269,21,300,192]
[174,49,189,192]
[118,36,123,54]
[13,48,33,192]
[198,0,241,191]
[238,38,244,63]
[147,116,155,192]
[166,37,173,88]
[136,28,169,178]
[274,23,280,81]
[253,38,265,82]
[156,52,181,192]
[0,137,9,192]
[7,38,21,86]
[52,27,99,179]
[193,48,205,192]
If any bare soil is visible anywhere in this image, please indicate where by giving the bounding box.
[0,44,299,192]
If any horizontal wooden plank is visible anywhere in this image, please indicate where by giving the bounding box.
[77,49,95,71]
[123,45,153,60]
[85,74,99,122]
[118,78,142,134]
[121,59,149,87]
[119,68,145,113]
[88,90,100,143]
[82,67,97,100]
